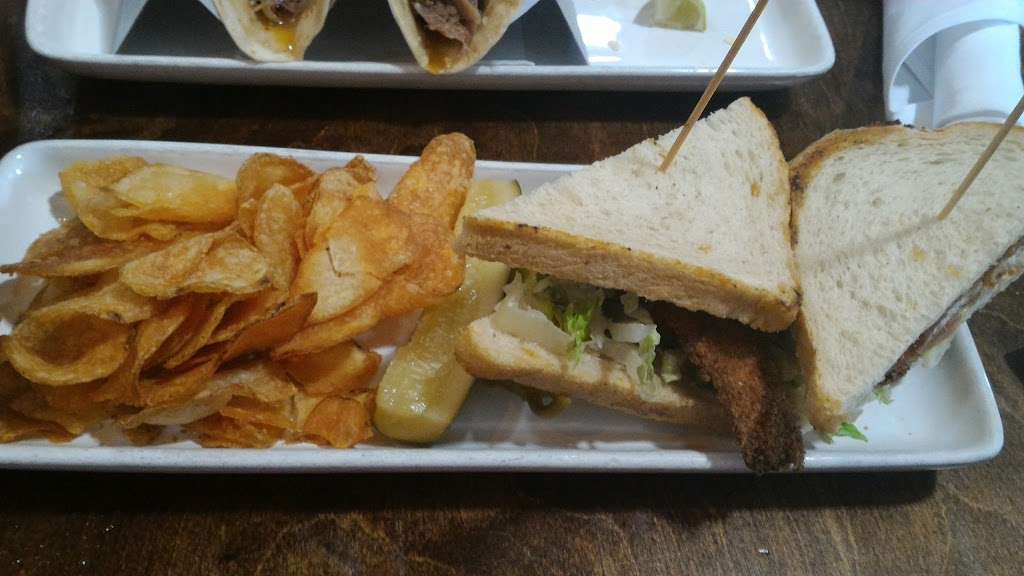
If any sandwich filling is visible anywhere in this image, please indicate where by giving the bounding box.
[250,0,313,25]
[412,0,485,47]
[489,269,806,473]
[492,270,691,398]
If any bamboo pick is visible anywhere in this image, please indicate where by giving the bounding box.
[937,93,1024,220]
[659,0,770,172]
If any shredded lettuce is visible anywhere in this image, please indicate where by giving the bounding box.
[874,386,893,405]
[500,270,678,391]
[821,421,868,444]
[836,422,868,442]
[637,330,660,387]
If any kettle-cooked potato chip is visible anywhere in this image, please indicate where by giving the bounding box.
[274,212,463,357]
[205,360,297,403]
[92,297,194,406]
[110,164,238,225]
[9,388,110,435]
[121,230,227,298]
[237,154,316,236]
[185,234,269,295]
[343,156,377,185]
[49,276,160,324]
[0,406,74,443]
[185,414,282,448]
[208,289,288,345]
[64,179,181,242]
[137,356,220,407]
[3,307,131,386]
[294,392,374,448]
[293,198,418,324]
[221,293,316,362]
[254,184,303,291]
[281,341,380,396]
[0,220,166,278]
[219,397,293,431]
[163,296,241,369]
[388,133,474,230]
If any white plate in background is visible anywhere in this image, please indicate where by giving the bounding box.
[0,139,1001,473]
[25,0,834,91]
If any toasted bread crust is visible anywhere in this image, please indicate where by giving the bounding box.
[455,317,732,431]
[459,217,799,332]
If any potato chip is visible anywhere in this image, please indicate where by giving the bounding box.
[289,174,319,206]
[236,154,315,236]
[119,389,231,428]
[344,156,377,185]
[60,156,149,188]
[185,234,269,295]
[109,164,237,224]
[0,219,166,278]
[137,356,220,407]
[219,396,293,430]
[254,184,302,290]
[3,307,131,386]
[388,133,474,230]
[163,296,241,369]
[92,297,193,406]
[145,295,211,370]
[34,380,108,412]
[274,214,463,357]
[122,424,163,445]
[45,276,160,324]
[222,293,316,362]
[237,198,259,240]
[237,154,315,203]
[66,180,182,242]
[0,406,73,443]
[205,360,297,402]
[185,414,282,448]
[294,198,418,323]
[0,360,30,402]
[10,389,110,435]
[25,277,93,315]
[120,230,225,298]
[281,342,380,396]
[208,289,288,345]
[294,392,374,448]
[271,302,379,358]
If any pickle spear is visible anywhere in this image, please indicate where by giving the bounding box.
[374,180,521,443]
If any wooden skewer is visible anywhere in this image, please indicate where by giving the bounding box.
[937,93,1024,220]
[659,0,770,172]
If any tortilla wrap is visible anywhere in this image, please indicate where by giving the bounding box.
[388,0,523,74]
[213,0,335,62]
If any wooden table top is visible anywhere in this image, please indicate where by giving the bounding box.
[2,1,1023,574]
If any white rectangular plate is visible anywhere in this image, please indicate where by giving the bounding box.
[25,0,834,91]
[0,139,1002,473]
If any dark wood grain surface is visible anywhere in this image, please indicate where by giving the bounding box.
[2,1,1023,575]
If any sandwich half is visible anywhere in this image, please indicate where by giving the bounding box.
[455,97,806,472]
[213,0,335,61]
[388,0,523,74]
[791,122,1024,433]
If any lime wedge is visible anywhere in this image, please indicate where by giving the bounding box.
[653,0,707,32]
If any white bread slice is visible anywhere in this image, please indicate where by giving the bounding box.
[791,122,1024,432]
[455,316,733,431]
[459,97,798,332]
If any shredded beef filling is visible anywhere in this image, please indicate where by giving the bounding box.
[250,0,313,26]
[412,0,483,46]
